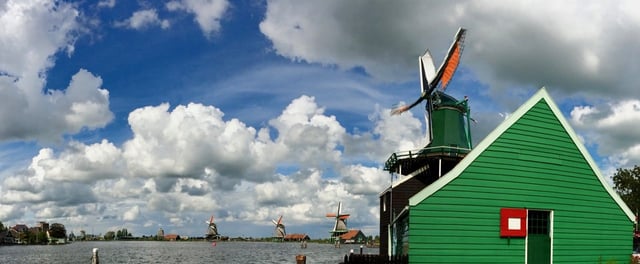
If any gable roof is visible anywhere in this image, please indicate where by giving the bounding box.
[340,229,363,240]
[409,87,634,222]
[284,233,309,240]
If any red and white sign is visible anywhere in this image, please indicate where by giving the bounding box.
[500,208,527,237]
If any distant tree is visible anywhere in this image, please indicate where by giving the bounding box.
[49,223,67,238]
[104,231,115,240]
[612,165,640,212]
[0,221,5,231]
[19,230,30,244]
[114,228,131,238]
[35,231,47,244]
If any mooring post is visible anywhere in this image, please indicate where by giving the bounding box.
[295,254,306,264]
[360,245,363,254]
[91,248,99,264]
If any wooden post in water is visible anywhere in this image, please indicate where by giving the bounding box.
[91,248,99,264]
[295,254,306,264]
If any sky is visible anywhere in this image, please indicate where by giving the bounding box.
[1,0,640,239]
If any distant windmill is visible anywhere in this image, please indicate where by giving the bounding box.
[326,202,350,242]
[272,215,286,241]
[205,215,220,241]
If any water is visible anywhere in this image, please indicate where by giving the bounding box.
[0,241,379,264]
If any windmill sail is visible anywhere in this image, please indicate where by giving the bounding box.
[432,28,466,92]
[272,215,286,239]
[420,50,437,93]
[391,27,467,116]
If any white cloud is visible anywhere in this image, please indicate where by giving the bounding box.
[0,94,418,236]
[115,9,170,30]
[269,95,346,167]
[123,205,140,221]
[0,203,22,220]
[0,1,113,143]
[98,0,116,8]
[0,0,78,78]
[571,100,640,170]
[166,0,229,38]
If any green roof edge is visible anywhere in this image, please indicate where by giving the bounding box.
[408,87,635,223]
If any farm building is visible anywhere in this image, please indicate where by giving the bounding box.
[284,233,310,241]
[340,229,367,244]
[385,88,635,263]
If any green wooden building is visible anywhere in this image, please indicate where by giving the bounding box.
[390,88,635,263]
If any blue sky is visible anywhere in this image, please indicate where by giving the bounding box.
[2,0,640,239]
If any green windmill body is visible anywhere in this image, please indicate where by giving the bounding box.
[426,91,471,151]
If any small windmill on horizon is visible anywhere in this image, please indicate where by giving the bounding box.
[326,202,350,242]
[271,215,286,241]
[205,215,220,241]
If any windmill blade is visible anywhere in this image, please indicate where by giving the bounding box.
[333,202,342,232]
[420,50,437,94]
[430,27,466,92]
[391,28,466,116]
[277,215,283,225]
[272,219,278,225]
[391,96,425,115]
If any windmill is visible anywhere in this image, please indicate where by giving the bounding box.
[326,202,350,242]
[391,27,472,150]
[271,215,286,241]
[205,215,220,241]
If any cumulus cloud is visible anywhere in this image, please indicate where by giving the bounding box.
[97,0,116,9]
[0,203,22,220]
[571,100,640,171]
[123,205,141,221]
[0,1,113,143]
[115,9,170,30]
[0,94,418,236]
[122,102,277,190]
[166,0,229,38]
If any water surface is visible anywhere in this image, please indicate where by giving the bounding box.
[0,241,379,264]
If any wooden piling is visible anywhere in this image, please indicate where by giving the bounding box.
[295,254,306,264]
[91,248,99,264]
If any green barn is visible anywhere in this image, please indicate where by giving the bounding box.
[391,88,635,263]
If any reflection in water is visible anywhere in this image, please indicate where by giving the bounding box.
[0,241,379,264]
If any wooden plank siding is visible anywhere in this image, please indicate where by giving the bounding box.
[407,94,633,263]
[380,157,462,255]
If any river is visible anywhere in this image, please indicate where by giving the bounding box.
[0,241,379,264]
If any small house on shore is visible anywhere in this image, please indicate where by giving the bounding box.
[284,233,310,241]
[387,88,634,263]
[339,229,367,244]
[164,234,180,241]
